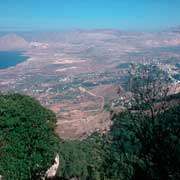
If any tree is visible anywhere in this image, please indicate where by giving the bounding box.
[109,64,180,180]
[105,111,146,180]
[0,94,59,180]
[127,64,171,119]
[57,133,105,180]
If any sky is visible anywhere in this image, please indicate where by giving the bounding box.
[0,0,180,31]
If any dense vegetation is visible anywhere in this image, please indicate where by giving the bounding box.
[58,134,105,180]
[107,105,180,180]
[0,94,59,180]
[0,65,180,180]
[56,102,180,180]
[0,94,180,180]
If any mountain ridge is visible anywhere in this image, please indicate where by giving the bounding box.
[0,34,29,50]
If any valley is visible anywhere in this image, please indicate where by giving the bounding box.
[0,29,180,139]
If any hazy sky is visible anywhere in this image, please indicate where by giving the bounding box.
[0,0,180,31]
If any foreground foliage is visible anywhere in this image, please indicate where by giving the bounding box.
[55,102,180,180]
[107,105,180,180]
[0,94,59,180]
[0,69,180,180]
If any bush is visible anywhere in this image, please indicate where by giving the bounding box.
[0,94,59,180]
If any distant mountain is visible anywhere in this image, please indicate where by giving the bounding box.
[164,26,180,34]
[1,27,180,51]
[0,34,29,51]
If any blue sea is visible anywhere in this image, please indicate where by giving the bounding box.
[0,51,28,69]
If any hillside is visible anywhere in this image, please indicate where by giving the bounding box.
[0,91,180,180]
[0,94,59,180]
[0,34,28,50]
